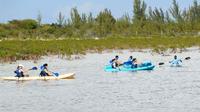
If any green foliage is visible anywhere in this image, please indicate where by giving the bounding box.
[133,0,147,22]
[57,12,65,27]
[37,11,42,27]
[0,37,200,62]
[8,19,38,29]
[70,7,82,29]
[95,8,116,37]
[170,0,183,23]
[0,0,200,39]
[114,14,132,36]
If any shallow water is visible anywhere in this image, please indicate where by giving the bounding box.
[0,48,200,112]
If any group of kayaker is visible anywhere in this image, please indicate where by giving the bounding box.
[109,55,183,69]
[109,55,139,68]
[14,55,183,77]
[14,63,52,78]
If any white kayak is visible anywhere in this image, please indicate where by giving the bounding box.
[0,73,75,81]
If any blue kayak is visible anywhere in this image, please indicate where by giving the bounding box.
[104,63,155,72]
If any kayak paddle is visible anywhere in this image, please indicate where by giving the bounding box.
[158,62,165,65]
[52,72,59,77]
[185,57,191,60]
[29,67,38,70]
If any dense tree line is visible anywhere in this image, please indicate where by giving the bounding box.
[0,0,200,39]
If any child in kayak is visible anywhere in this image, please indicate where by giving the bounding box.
[131,58,138,68]
[40,63,52,76]
[169,55,182,65]
[14,64,29,77]
[110,55,123,68]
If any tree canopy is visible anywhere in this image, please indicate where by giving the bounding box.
[0,0,200,39]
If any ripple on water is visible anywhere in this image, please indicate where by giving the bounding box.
[0,49,200,112]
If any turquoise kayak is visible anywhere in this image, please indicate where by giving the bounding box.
[104,63,155,72]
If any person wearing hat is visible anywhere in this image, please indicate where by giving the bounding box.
[40,63,52,76]
[14,64,26,77]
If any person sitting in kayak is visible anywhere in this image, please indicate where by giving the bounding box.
[127,56,134,65]
[169,55,182,65]
[131,58,138,68]
[128,56,133,61]
[40,63,52,76]
[123,56,134,67]
[14,64,28,77]
[110,55,123,68]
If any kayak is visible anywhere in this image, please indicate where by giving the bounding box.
[170,59,182,67]
[0,73,75,81]
[104,64,155,72]
[170,64,182,67]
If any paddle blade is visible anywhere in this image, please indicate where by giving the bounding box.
[53,72,59,77]
[29,67,38,70]
[185,57,191,60]
[158,62,165,65]
[32,67,38,70]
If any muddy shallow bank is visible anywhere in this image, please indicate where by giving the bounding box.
[0,37,200,62]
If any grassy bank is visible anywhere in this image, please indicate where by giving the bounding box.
[0,37,200,62]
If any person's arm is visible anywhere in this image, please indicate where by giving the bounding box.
[23,68,28,73]
[22,68,29,76]
[44,68,52,76]
[169,59,174,63]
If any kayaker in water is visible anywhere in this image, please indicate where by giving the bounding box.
[14,64,29,77]
[40,63,52,76]
[169,55,182,65]
[110,55,123,68]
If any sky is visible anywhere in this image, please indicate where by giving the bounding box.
[0,0,197,23]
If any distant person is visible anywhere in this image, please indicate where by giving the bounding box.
[110,55,122,68]
[170,55,182,65]
[14,64,29,77]
[40,63,52,76]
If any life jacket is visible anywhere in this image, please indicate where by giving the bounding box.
[40,65,47,71]
[14,69,23,77]
[14,69,21,75]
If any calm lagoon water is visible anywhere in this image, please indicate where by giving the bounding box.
[0,48,200,112]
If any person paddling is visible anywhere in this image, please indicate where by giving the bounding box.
[14,64,28,77]
[128,56,133,62]
[123,56,134,67]
[169,55,182,65]
[110,55,122,68]
[40,63,52,76]
[131,58,138,68]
